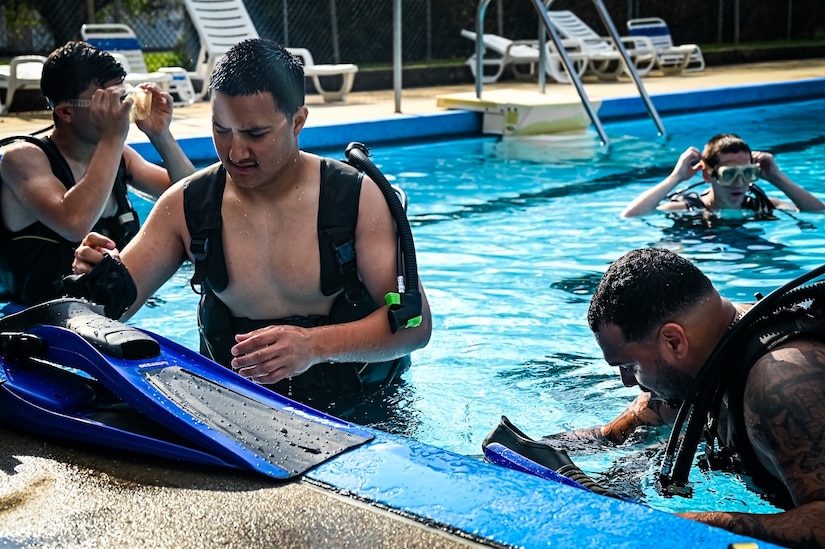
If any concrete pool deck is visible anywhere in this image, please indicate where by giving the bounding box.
[2,60,822,548]
[1,58,823,157]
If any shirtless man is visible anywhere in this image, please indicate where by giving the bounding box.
[0,41,194,305]
[570,247,825,548]
[72,38,431,417]
[621,133,824,218]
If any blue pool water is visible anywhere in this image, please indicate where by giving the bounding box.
[129,97,825,516]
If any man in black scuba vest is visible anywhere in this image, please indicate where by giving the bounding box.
[70,38,432,419]
[621,133,824,218]
[553,247,825,549]
[0,41,195,305]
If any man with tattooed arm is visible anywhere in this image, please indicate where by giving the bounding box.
[564,247,825,549]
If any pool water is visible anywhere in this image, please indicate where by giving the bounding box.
[129,98,825,515]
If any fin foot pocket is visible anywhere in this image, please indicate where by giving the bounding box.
[483,416,631,501]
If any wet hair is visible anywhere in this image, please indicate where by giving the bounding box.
[209,38,305,120]
[702,133,753,169]
[40,41,126,106]
[587,248,715,342]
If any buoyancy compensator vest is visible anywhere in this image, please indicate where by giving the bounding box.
[668,182,776,218]
[657,264,825,507]
[182,155,414,410]
[0,135,139,305]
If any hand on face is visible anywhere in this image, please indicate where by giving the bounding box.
[230,325,316,384]
[751,150,780,181]
[88,86,132,141]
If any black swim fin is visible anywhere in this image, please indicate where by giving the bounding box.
[483,416,576,470]
[483,416,628,500]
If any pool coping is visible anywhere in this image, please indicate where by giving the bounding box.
[304,429,784,548]
[129,80,816,547]
[133,76,825,163]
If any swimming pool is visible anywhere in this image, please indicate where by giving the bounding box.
[129,97,825,516]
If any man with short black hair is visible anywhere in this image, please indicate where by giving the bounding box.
[0,41,194,305]
[577,247,825,548]
[72,38,431,419]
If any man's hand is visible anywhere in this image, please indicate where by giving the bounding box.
[751,150,782,182]
[89,85,132,143]
[72,232,119,275]
[671,146,704,182]
[132,83,174,138]
[230,325,317,384]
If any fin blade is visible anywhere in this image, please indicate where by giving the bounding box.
[27,324,373,479]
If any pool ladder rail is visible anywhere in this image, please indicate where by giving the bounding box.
[471,0,666,146]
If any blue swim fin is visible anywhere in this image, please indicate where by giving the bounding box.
[0,298,373,479]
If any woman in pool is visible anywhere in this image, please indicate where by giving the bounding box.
[620,133,825,218]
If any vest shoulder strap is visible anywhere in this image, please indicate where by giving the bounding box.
[183,162,227,293]
[182,158,365,298]
[318,158,364,298]
[0,135,73,187]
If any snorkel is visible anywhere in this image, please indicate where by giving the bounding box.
[344,142,422,333]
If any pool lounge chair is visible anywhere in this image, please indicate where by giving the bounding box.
[547,10,655,80]
[0,55,47,115]
[627,17,705,74]
[285,48,358,103]
[81,23,196,106]
[460,29,587,85]
[183,0,359,102]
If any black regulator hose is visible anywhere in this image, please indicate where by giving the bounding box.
[344,142,422,333]
[658,262,825,496]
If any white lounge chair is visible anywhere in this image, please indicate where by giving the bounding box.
[0,55,47,115]
[460,29,587,85]
[627,17,705,74]
[80,23,196,106]
[547,10,655,80]
[183,0,359,102]
[285,48,358,103]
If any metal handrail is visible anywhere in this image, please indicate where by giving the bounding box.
[472,0,667,146]
[586,0,665,135]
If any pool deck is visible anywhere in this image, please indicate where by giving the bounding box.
[2,60,823,549]
[2,58,823,157]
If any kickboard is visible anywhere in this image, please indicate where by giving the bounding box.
[0,299,374,478]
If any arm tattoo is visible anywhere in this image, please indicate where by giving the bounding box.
[745,341,825,504]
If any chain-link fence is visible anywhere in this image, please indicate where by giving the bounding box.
[2,1,824,75]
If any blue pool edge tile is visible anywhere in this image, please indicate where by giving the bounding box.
[598,77,825,120]
[131,77,825,164]
[305,430,784,549]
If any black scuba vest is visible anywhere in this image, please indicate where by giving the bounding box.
[670,184,775,217]
[702,306,825,509]
[182,160,409,409]
[0,136,139,305]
